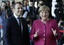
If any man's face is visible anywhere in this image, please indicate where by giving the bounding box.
[6,2,10,6]
[14,4,23,16]
[24,1,28,6]
[1,2,6,9]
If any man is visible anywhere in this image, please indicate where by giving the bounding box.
[1,1,6,10]
[23,0,30,18]
[4,2,30,45]
[1,1,8,18]
[6,1,13,17]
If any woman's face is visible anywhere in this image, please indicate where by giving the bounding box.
[39,10,49,20]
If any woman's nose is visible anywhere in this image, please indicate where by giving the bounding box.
[43,12,46,15]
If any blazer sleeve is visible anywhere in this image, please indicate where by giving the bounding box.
[54,20,61,40]
[30,21,35,41]
[4,19,12,45]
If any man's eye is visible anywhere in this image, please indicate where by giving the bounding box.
[18,8,20,9]
[21,8,23,9]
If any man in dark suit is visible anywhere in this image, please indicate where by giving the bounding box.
[4,2,30,45]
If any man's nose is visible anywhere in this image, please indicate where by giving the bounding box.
[19,8,23,11]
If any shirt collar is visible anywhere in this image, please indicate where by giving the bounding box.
[14,13,22,19]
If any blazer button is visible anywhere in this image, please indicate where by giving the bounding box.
[43,34,45,36]
[43,38,45,40]
[44,30,45,32]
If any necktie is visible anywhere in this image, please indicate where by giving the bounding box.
[18,17,23,45]
[18,17,23,33]
[18,17,21,26]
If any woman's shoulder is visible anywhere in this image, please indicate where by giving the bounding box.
[50,19,57,23]
[33,19,41,23]
[32,19,41,25]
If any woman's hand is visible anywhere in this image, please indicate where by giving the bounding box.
[34,30,39,38]
[52,28,58,36]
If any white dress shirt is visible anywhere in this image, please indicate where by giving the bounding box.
[13,13,23,31]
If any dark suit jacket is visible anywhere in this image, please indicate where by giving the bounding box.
[4,15,30,45]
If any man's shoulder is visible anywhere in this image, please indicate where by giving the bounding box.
[21,17,27,21]
[7,15,15,21]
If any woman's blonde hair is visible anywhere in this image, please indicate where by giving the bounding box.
[38,5,50,13]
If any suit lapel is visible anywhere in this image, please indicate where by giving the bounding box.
[12,15,20,27]
[12,16,25,34]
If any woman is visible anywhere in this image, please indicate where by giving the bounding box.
[30,5,61,45]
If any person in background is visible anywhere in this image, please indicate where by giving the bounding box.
[1,1,6,10]
[6,1,13,17]
[0,6,6,34]
[29,1,36,23]
[58,21,64,45]
[27,17,33,45]
[54,4,61,23]
[30,5,61,45]
[23,0,30,18]
[4,2,30,45]
[35,0,45,19]
[1,1,8,18]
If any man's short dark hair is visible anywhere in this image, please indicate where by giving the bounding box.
[2,1,6,3]
[7,1,10,2]
[13,2,23,8]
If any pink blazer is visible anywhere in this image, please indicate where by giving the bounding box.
[30,19,61,45]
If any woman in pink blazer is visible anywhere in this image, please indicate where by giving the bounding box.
[30,5,61,45]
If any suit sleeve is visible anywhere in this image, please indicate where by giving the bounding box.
[4,19,12,45]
